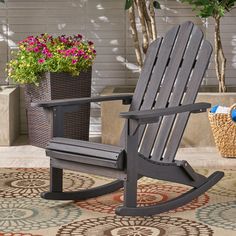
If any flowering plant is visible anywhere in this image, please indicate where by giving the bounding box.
[7,34,96,85]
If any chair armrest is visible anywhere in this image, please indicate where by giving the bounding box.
[31,94,133,108]
[120,102,211,124]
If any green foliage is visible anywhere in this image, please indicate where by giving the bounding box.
[125,0,161,10]
[180,0,236,18]
[153,1,161,9]
[125,0,133,10]
[7,34,96,85]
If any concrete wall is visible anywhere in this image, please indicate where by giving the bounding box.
[0,0,236,137]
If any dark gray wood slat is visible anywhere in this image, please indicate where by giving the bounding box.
[139,21,194,158]
[163,40,213,162]
[51,158,127,180]
[50,137,123,153]
[47,150,124,169]
[129,39,163,112]
[137,155,206,187]
[135,24,181,144]
[120,103,210,121]
[151,26,204,161]
[53,106,64,137]
[47,142,123,161]
[32,94,133,108]
[50,167,62,192]
[119,39,163,146]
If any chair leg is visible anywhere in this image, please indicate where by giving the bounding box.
[122,119,139,209]
[50,166,63,192]
[123,173,138,208]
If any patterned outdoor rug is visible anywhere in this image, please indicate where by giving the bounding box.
[0,168,235,236]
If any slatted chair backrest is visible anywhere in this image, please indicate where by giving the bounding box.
[120,21,212,163]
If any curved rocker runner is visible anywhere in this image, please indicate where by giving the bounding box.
[33,21,224,216]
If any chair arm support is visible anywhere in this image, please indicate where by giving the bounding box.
[31,94,133,108]
[120,102,211,124]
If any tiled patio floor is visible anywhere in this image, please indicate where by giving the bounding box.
[0,135,236,168]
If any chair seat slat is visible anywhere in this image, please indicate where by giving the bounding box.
[47,150,124,170]
[50,137,123,153]
[47,141,125,161]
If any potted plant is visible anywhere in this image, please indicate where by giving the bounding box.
[7,33,96,148]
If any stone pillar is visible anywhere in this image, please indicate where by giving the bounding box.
[0,86,20,146]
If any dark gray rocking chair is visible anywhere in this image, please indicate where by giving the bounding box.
[33,21,224,216]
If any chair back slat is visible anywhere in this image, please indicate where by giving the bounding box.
[139,21,194,158]
[151,26,204,161]
[130,39,163,111]
[135,24,180,144]
[119,21,212,164]
[162,41,212,162]
[119,38,162,145]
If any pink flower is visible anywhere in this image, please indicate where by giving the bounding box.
[42,47,49,55]
[34,47,40,53]
[72,59,77,64]
[78,50,84,56]
[38,58,45,64]
[46,52,53,58]
[77,34,82,39]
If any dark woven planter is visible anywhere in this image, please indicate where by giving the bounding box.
[24,69,92,148]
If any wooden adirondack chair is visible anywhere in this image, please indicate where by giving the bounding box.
[32,21,224,216]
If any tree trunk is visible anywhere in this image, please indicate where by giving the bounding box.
[135,0,149,54]
[214,17,227,92]
[142,1,153,41]
[128,2,143,68]
[149,0,157,40]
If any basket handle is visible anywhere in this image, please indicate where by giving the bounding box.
[229,103,236,123]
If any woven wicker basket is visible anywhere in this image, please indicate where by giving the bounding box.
[24,70,91,148]
[208,104,236,158]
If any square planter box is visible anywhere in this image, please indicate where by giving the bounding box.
[24,70,91,148]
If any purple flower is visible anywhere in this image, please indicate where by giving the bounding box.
[88,41,94,46]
